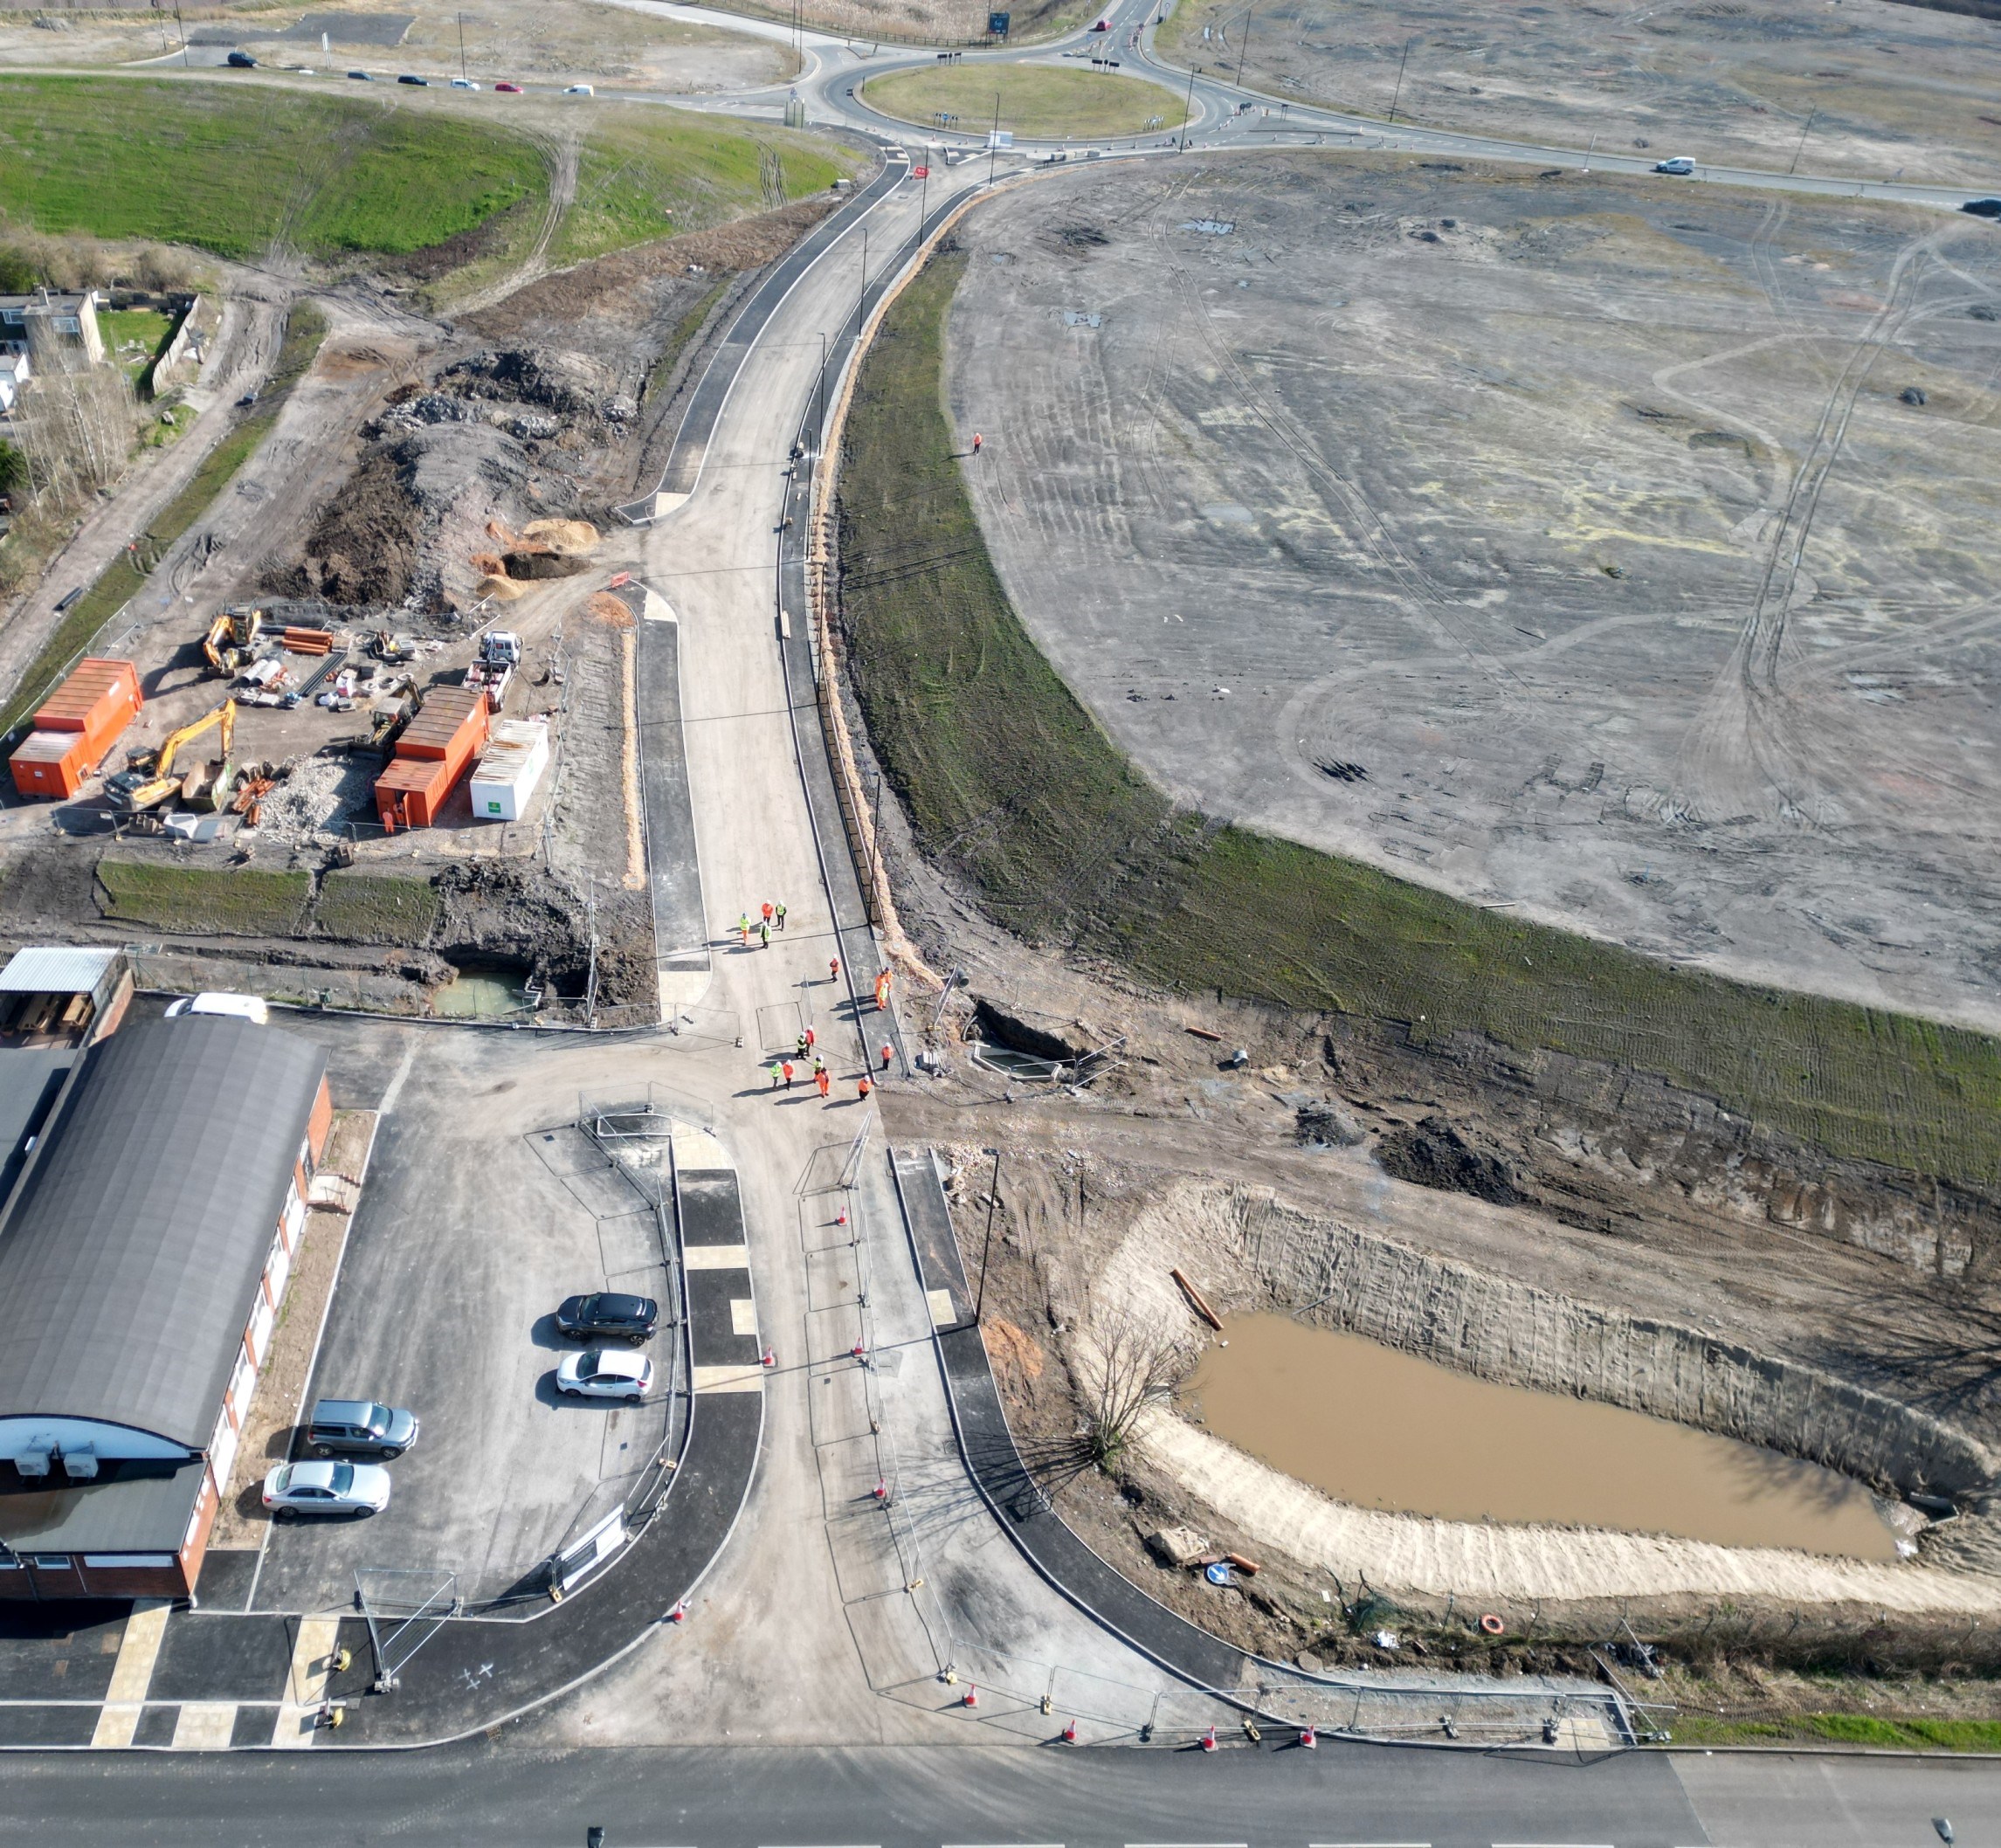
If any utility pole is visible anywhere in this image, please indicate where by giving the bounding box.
[584,874,599,1027]
[1236,5,1253,88]
[1583,129,1597,174]
[1180,63,1199,151]
[174,0,187,66]
[1388,38,1411,127]
[458,10,466,79]
[973,1148,1003,1324]
[816,329,827,452]
[1788,106,1818,177]
[987,91,1001,184]
[856,227,868,335]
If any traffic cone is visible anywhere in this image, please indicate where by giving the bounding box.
[835,1207,848,1225]
[962,1684,978,1708]
[761,1347,776,1368]
[1199,1725,1216,1752]
[667,1600,687,1624]
[873,1477,887,1501]
[1061,1720,1077,1744]
[1300,1724,1316,1749]
[851,1341,866,1361]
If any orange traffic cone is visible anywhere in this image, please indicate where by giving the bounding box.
[761,1347,776,1368]
[1199,1725,1217,1752]
[963,1684,978,1708]
[667,1600,687,1624]
[1300,1724,1316,1748]
[1062,1720,1077,1744]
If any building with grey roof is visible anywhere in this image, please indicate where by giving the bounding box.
[0,1012,334,1601]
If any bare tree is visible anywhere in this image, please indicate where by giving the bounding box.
[1075,1295,1192,1468]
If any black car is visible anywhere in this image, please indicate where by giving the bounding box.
[348,69,374,81]
[226,50,256,68]
[397,72,430,85]
[555,1292,659,1343]
[1962,198,2001,219]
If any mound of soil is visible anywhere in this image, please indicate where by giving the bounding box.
[1375,1114,1521,1207]
[269,446,424,606]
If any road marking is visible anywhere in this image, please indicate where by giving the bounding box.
[926,1288,956,1327]
[90,1599,171,1748]
[376,1037,418,1114]
[683,1243,750,1270]
[693,1364,765,1394]
[170,1701,237,1749]
[730,1298,758,1336]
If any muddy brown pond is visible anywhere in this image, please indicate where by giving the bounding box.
[1181,1315,1901,1560]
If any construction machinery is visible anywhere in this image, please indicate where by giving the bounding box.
[464,630,521,711]
[106,699,237,813]
[202,606,263,678]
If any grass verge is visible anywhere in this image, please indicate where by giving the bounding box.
[836,248,2001,1189]
[314,869,440,943]
[0,302,328,739]
[1667,1711,2001,1751]
[98,858,311,936]
[551,111,850,265]
[860,63,1186,139]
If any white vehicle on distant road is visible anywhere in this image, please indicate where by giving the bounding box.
[1653,155,1695,176]
[452,76,480,89]
[556,1349,652,1401]
[564,82,595,95]
[263,1459,391,1519]
[165,992,270,1024]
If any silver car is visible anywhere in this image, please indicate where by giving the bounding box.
[263,1458,391,1518]
[555,1348,652,1401]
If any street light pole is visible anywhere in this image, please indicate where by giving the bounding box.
[987,91,1001,184]
[1789,107,1818,177]
[973,1148,1003,1325]
[855,228,868,335]
[1236,6,1253,88]
[1388,38,1411,126]
[816,329,826,451]
[458,10,466,79]
[1180,63,1199,151]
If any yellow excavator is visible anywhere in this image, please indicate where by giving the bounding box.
[201,606,262,678]
[107,699,237,813]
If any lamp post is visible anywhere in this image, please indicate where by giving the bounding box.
[1180,64,1199,152]
[1789,107,1818,177]
[1388,38,1412,127]
[972,1148,1003,1325]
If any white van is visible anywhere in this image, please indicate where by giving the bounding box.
[164,992,271,1025]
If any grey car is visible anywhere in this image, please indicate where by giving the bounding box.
[306,1397,419,1458]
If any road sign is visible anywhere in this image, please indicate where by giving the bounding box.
[913,164,930,178]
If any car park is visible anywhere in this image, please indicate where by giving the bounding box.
[164,991,270,1024]
[494,79,521,92]
[555,1348,652,1401]
[1963,197,2001,218]
[306,1397,420,1458]
[451,76,480,89]
[398,72,430,85]
[263,1458,391,1518]
[1653,155,1695,176]
[555,1292,659,1343]
[226,50,257,67]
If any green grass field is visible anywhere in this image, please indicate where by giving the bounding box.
[313,869,440,943]
[0,303,328,740]
[837,250,2001,1189]
[0,77,542,259]
[860,64,1186,139]
[1667,1710,2001,1751]
[97,858,311,936]
[551,114,848,265]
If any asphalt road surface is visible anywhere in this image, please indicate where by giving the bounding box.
[2,1737,1999,1846]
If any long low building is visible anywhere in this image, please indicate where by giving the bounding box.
[0,1011,332,1601]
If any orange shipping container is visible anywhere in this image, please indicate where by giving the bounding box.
[375,753,467,830]
[396,686,489,763]
[33,659,142,762]
[10,729,93,800]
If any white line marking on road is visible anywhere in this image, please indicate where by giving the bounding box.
[376,1037,418,1114]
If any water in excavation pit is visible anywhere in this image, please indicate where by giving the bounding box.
[430,971,526,1019]
[1180,1314,1901,1559]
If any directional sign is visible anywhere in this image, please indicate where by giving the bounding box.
[913,164,930,178]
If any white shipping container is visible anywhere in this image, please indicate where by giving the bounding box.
[468,721,550,823]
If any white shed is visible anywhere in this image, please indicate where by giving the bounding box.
[467,718,550,822]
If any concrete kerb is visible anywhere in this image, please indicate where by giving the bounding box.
[885,1147,1635,1753]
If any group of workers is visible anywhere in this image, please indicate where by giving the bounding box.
[739,900,898,1100]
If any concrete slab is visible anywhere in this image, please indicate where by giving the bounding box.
[169,1702,237,1750]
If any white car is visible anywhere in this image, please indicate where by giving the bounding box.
[1653,155,1695,176]
[263,1459,391,1518]
[165,991,270,1024]
[452,76,480,89]
[564,82,594,95]
[556,1348,652,1401]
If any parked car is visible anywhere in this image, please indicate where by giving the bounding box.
[494,79,521,92]
[226,50,257,67]
[306,1398,420,1458]
[348,69,374,80]
[451,75,480,89]
[564,82,594,95]
[555,1349,652,1401]
[398,72,430,85]
[164,991,269,1024]
[1963,197,2001,218]
[1653,155,1695,176]
[555,1292,659,1343]
[263,1459,390,1519]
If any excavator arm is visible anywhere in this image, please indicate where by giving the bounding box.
[107,699,237,812]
